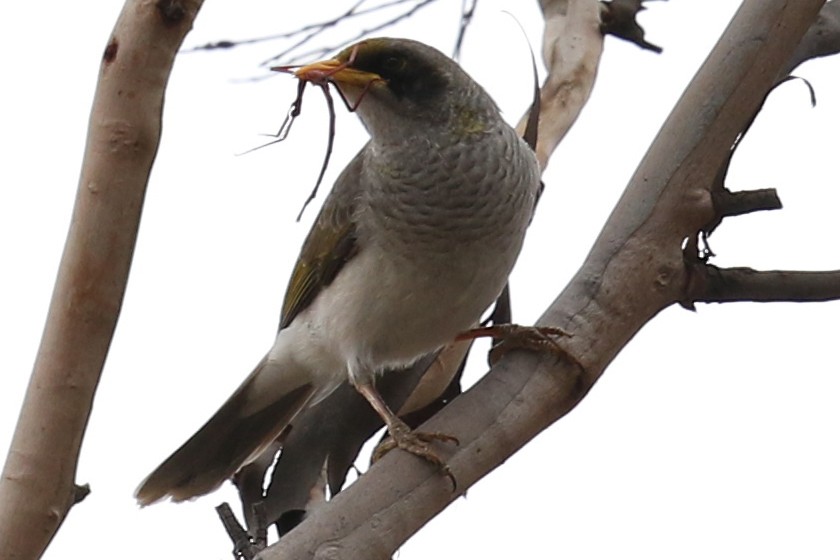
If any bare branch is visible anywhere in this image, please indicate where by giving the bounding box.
[686,266,840,304]
[265,0,439,67]
[703,73,815,237]
[186,1,450,69]
[186,0,408,53]
[452,0,479,60]
[523,0,606,169]
[72,483,91,506]
[217,502,262,560]
[523,0,664,171]
[712,188,783,219]
[0,1,203,557]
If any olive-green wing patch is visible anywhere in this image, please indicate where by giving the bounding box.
[279,218,357,330]
[279,148,365,330]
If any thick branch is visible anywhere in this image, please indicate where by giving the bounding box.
[687,266,840,304]
[260,1,824,558]
[0,1,203,557]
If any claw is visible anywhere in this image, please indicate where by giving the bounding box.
[456,323,571,365]
[355,381,459,491]
[372,427,459,490]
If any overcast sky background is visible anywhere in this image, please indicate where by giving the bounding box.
[2,2,839,559]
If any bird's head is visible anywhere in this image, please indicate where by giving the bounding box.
[294,38,497,141]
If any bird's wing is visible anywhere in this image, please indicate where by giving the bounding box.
[136,147,371,506]
[279,145,366,330]
[135,356,317,505]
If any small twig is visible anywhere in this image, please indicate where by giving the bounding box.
[280,45,377,220]
[254,48,377,221]
[216,502,262,560]
[262,27,336,68]
[686,265,840,304]
[72,483,90,505]
[186,0,387,54]
[184,0,443,69]
[704,75,813,236]
[297,84,338,221]
[453,0,478,60]
[712,188,783,219]
[260,0,439,67]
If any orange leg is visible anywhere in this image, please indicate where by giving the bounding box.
[354,381,459,490]
[456,323,571,364]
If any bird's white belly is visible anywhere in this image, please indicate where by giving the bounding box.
[281,240,515,386]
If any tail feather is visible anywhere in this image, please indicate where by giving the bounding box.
[135,360,315,506]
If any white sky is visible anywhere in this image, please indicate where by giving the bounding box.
[2,2,839,559]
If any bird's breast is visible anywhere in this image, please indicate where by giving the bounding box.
[360,126,538,260]
[307,123,540,377]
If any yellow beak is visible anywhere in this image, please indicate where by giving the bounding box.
[293,58,382,88]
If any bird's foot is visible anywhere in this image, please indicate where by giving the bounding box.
[372,419,459,490]
[456,323,571,365]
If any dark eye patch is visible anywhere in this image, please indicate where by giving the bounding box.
[351,44,448,103]
[382,56,406,73]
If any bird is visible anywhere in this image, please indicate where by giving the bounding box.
[135,37,542,505]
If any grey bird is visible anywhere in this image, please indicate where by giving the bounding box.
[135,37,541,505]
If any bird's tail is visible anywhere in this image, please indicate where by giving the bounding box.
[135,356,316,505]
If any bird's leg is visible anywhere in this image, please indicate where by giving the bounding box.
[456,323,571,365]
[353,381,459,489]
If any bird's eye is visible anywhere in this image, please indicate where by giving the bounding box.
[383,56,406,73]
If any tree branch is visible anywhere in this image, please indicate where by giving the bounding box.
[0,1,203,557]
[217,502,263,560]
[712,187,783,219]
[185,0,441,67]
[686,266,840,304]
[523,0,663,169]
[784,0,840,75]
[258,1,825,558]
[525,0,606,170]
